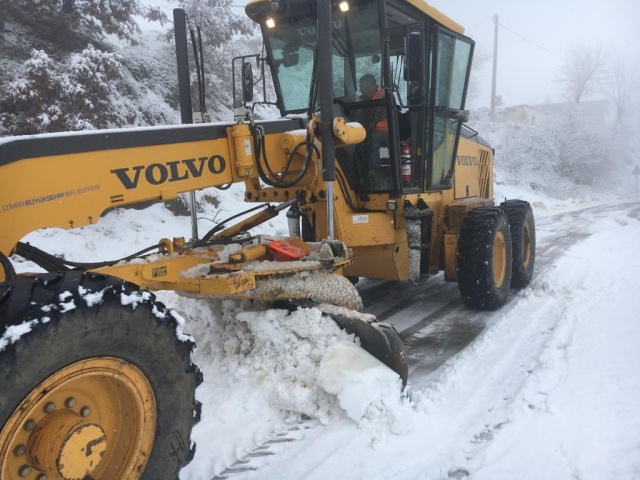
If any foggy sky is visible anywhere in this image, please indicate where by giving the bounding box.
[435,0,640,107]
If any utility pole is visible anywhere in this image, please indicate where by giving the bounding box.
[490,14,498,121]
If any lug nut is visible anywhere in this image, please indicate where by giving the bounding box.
[18,464,31,477]
[80,406,91,417]
[43,401,56,413]
[23,419,36,431]
[65,397,77,408]
[13,444,26,456]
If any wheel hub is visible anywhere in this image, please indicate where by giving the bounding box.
[0,357,156,480]
[27,410,107,479]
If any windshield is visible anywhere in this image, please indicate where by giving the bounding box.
[263,0,382,114]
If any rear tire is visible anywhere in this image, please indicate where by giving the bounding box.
[0,271,201,480]
[500,200,536,289]
[457,207,512,310]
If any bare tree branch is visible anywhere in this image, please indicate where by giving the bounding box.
[558,44,607,104]
[600,57,640,125]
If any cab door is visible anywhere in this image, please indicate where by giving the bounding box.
[427,28,474,190]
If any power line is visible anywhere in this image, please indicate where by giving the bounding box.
[498,22,566,59]
[465,17,493,31]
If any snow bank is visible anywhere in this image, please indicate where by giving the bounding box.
[157,292,413,480]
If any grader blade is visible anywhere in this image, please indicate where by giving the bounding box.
[316,304,408,388]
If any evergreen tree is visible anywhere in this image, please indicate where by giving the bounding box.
[1,0,168,46]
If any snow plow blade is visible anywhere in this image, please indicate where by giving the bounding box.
[317,305,408,388]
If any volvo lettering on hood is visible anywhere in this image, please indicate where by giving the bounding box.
[111,155,227,190]
[456,155,478,166]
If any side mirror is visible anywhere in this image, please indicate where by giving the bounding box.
[242,62,254,103]
[282,52,299,67]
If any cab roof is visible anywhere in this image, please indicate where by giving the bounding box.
[404,0,464,34]
[246,0,465,34]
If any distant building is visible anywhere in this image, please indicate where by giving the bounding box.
[496,104,558,126]
[496,100,611,127]
[533,100,611,126]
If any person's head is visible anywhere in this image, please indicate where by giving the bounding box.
[359,74,378,99]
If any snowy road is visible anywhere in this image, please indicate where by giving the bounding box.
[179,199,640,480]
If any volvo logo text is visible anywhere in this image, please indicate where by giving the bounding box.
[111,156,227,189]
[456,155,478,166]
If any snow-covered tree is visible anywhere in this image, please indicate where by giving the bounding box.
[170,0,257,117]
[175,0,253,49]
[0,50,65,134]
[1,0,168,45]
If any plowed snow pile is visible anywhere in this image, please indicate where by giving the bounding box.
[161,296,409,479]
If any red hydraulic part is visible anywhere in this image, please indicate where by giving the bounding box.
[268,240,309,261]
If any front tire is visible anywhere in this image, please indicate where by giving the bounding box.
[457,207,513,310]
[0,272,201,480]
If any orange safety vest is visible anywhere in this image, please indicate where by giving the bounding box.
[372,87,388,132]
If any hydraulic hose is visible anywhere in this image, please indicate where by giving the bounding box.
[251,124,318,188]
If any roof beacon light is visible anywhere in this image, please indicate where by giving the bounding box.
[339,1,349,12]
[266,17,276,28]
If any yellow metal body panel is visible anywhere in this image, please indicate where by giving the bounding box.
[404,0,464,33]
[454,138,494,201]
[0,136,234,257]
[339,212,398,246]
[444,232,459,281]
[448,197,493,232]
[455,135,481,199]
[346,244,407,281]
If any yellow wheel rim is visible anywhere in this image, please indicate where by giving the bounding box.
[493,231,507,288]
[0,357,156,480]
[522,223,532,268]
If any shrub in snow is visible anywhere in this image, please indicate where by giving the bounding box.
[470,109,630,196]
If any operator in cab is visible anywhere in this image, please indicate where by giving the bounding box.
[357,74,389,188]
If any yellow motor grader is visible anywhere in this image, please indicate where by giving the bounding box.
[0,0,535,478]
